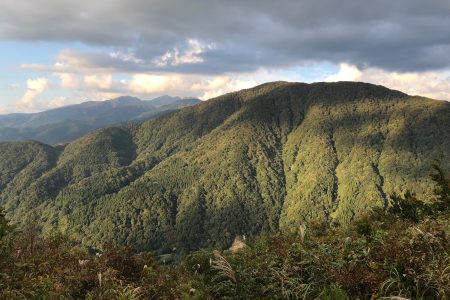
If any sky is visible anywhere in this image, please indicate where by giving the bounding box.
[1,0,450,113]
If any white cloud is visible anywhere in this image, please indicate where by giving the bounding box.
[192,76,256,99]
[18,78,50,109]
[58,73,80,89]
[326,63,450,101]
[13,60,450,114]
[127,74,185,94]
[47,96,68,109]
[154,39,215,67]
[109,51,143,64]
[325,63,362,82]
[104,72,254,100]
[5,83,21,89]
[84,74,112,89]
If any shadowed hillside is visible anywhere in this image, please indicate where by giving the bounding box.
[0,81,448,252]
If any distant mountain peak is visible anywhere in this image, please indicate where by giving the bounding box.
[0,94,200,144]
[151,95,181,101]
[110,95,142,102]
[107,96,143,107]
[234,81,408,105]
[147,95,199,107]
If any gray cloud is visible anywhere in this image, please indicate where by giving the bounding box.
[2,0,450,73]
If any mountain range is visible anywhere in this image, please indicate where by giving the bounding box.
[0,81,448,252]
[0,95,200,144]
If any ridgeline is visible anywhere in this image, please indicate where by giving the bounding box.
[0,81,449,252]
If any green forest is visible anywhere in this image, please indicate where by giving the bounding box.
[0,82,449,253]
[0,164,449,299]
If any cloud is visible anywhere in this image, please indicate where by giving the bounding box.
[109,51,143,64]
[7,62,450,115]
[22,40,218,75]
[78,73,258,100]
[18,78,50,109]
[4,0,450,74]
[127,74,180,94]
[192,76,256,99]
[325,64,362,82]
[154,39,215,67]
[326,63,450,100]
[7,1,450,106]
[84,74,112,89]
[5,83,21,89]
[47,96,68,109]
[58,73,79,89]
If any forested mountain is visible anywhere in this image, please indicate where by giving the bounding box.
[0,96,200,144]
[0,81,448,252]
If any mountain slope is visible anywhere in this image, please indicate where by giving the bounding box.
[0,96,200,144]
[0,81,448,251]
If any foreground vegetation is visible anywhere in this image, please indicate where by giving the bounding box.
[1,166,448,299]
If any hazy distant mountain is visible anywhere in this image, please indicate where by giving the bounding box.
[0,82,448,252]
[148,95,184,106]
[0,96,201,144]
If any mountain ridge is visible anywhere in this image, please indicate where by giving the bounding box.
[0,81,448,252]
[0,95,201,144]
